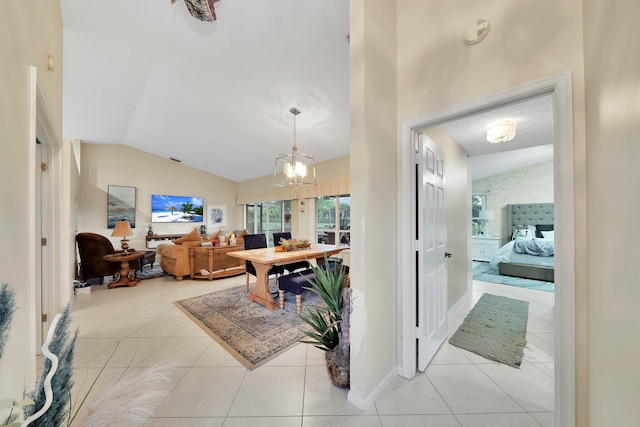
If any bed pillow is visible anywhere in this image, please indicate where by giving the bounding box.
[173,228,203,245]
[541,230,555,239]
[512,228,535,240]
[535,224,554,238]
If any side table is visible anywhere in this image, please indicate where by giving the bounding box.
[103,251,144,289]
[190,246,216,280]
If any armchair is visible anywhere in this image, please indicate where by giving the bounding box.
[76,232,120,285]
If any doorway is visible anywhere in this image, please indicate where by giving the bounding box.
[398,71,575,427]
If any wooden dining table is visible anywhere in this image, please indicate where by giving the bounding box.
[227,243,349,310]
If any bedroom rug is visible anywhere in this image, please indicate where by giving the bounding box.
[473,262,554,292]
[449,293,529,368]
[174,284,321,370]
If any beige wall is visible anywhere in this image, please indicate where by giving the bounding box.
[0,0,63,403]
[349,0,399,406]
[395,0,588,422]
[584,1,640,424]
[79,144,241,251]
[473,161,554,242]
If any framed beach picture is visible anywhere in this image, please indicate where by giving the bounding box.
[108,185,136,229]
[206,205,226,229]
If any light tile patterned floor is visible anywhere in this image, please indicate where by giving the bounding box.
[66,269,555,426]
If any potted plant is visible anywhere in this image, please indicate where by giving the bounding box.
[300,256,351,388]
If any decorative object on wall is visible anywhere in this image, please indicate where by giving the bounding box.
[206,204,227,229]
[111,219,133,254]
[172,0,221,22]
[151,194,204,223]
[463,18,490,45]
[486,119,517,143]
[273,107,317,189]
[108,185,136,229]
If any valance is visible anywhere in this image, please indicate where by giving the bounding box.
[237,177,350,204]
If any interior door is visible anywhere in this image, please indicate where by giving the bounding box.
[417,133,448,371]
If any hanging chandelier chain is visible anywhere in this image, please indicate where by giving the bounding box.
[290,107,301,153]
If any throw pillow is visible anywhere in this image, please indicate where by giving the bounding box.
[173,228,203,245]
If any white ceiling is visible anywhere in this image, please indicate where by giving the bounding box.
[61,0,553,183]
[441,93,554,180]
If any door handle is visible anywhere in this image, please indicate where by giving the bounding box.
[444,252,452,258]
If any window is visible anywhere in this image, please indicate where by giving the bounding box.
[316,194,350,246]
[244,201,292,246]
[472,194,488,236]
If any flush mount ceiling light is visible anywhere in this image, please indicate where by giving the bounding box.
[486,119,517,143]
[171,0,220,22]
[273,107,317,189]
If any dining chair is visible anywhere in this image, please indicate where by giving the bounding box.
[243,233,286,292]
[272,231,311,273]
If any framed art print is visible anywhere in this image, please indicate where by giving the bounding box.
[206,205,226,229]
[108,185,136,229]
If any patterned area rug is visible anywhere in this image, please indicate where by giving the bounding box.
[136,267,164,280]
[449,293,529,368]
[174,284,321,370]
[473,262,554,292]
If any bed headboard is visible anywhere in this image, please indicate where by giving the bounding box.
[506,203,554,237]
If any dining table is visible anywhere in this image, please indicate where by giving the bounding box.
[226,243,349,310]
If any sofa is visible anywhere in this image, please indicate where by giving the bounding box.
[156,228,247,281]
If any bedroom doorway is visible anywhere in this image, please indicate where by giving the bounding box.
[398,71,575,427]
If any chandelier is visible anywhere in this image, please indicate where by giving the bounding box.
[273,107,317,188]
[172,0,220,22]
[486,119,517,144]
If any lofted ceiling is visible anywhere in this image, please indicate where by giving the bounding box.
[61,0,553,183]
[61,0,351,182]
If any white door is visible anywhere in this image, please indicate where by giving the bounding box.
[417,133,448,371]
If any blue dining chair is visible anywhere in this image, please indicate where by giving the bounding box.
[244,233,285,292]
[273,231,311,273]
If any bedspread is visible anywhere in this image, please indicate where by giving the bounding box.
[513,238,554,257]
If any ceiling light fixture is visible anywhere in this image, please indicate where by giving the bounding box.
[273,107,316,189]
[486,119,517,143]
[172,0,220,22]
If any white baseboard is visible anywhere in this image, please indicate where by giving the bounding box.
[347,367,397,410]
[448,290,468,318]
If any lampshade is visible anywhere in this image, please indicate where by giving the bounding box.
[273,107,317,189]
[111,220,133,237]
[486,119,517,143]
[112,220,133,253]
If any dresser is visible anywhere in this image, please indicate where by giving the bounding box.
[472,236,501,262]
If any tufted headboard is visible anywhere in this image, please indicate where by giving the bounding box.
[506,203,554,238]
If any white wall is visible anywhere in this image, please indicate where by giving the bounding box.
[0,0,63,405]
[583,0,640,423]
[473,161,554,241]
[79,144,241,251]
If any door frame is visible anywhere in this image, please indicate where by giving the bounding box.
[397,71,575,427]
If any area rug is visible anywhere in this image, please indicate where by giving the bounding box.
[473,262,554,292]
[449,293,529,368]
[137,267,164,280]
[174,284,321,370]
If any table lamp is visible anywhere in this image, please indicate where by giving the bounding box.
[111,220,133,254]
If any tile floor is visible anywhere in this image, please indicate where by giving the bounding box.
[66,268,555,426]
